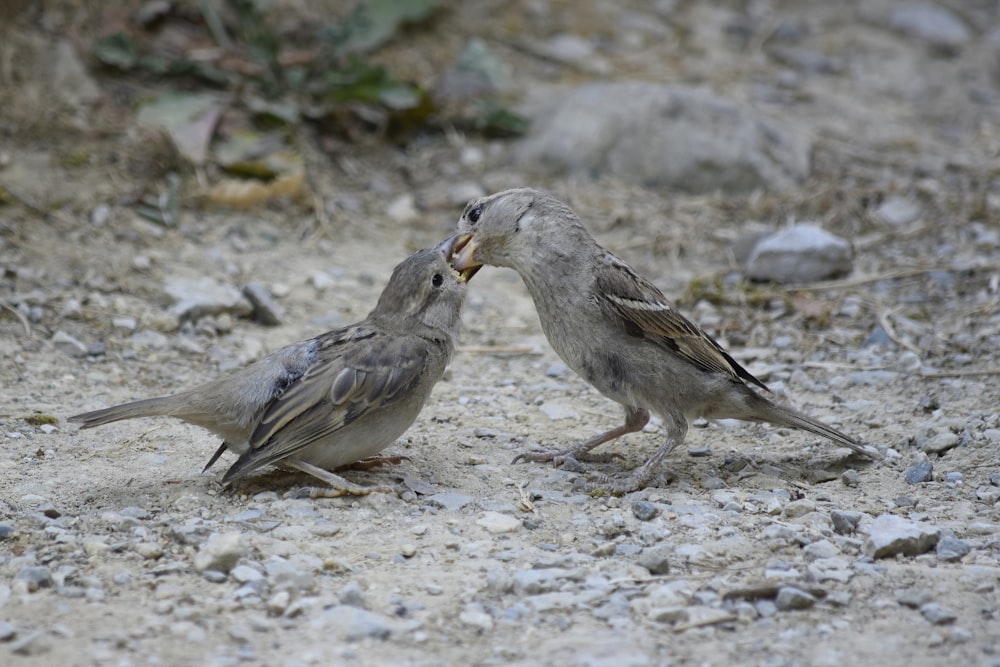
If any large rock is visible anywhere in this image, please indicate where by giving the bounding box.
[515,83,810,193]
[743,224,853,283]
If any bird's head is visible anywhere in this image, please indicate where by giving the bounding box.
[373,235,475,336]
[451,188,590,276]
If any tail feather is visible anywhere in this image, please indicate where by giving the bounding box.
[68,397,181,429]
[748,394,881,460]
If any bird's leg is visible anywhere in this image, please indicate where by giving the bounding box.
[513,406,650,466]
[284,459,397,498]
[586,412,688,496]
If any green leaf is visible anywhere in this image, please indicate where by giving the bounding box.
[94,33,137,70]
[468,100,530,137]
[321,59,420,109]
[454,38,506,90]
[246,97,301,126]
[335,0,440,55]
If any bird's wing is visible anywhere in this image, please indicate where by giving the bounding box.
[594,253,770,392]
[222,327,432,481]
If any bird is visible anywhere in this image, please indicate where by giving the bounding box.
[69,236,479,497]
[450,187,879,494]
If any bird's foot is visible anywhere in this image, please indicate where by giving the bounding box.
[293,482,397,499]
[284,459,397,499]
[579,465,671,497]
[512,448,624,466]
[337,455,411,471]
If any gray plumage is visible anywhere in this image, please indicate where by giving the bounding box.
[70,237,473,496]
[452,188,878,494]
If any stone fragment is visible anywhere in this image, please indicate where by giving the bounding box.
[193,533,247,574]
[864,514,940,558]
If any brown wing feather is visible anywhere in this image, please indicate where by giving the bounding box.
[221,328,431,482]
[595,253,770,393]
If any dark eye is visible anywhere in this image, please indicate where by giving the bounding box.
[467,206,482,224]
[431,273,444,287]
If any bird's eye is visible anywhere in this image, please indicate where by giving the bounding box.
[431,273,444,287]
[467,206,482,224]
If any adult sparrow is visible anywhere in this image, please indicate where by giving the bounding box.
[451,188,877,494]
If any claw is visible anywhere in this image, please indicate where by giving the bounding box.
[337,455,411,471]
[298,484,397,499]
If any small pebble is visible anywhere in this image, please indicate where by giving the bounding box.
[15,566,53,592]
[904,461,933,484]
[193,533,247,574]
[231,565,264,583]
[637,544,672,575]
[426,493,473,511]
[132,254,152,271]
[476,511,521,534]
[133,542,163,560]
[386,194,419,223]
[841,470,861,487]
[783,499,816,518]
[976,486,1000,504]
[935,536,971,562]
[112,316,137,332]
[10,631,50,656]
[242,283,284,326]
[775,587,816,611]
[864,514,940,558]
[338,581,367,609]
[876,196,921,226]
[631,500,660,521]
[920,602,957,625]
[51,330,89,358]
[830,510,862,535]
[922,433,959,455]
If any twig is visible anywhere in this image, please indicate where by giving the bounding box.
[782,266,980,292]
[672,612,738,633]
[800,361,888,372]
[918,368,1000,378]
[0,301,31,336]
[876,308,921,354]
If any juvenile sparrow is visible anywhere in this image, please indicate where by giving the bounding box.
[451,188,878,494]
[70,236,478,497]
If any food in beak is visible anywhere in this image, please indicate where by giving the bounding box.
[450,234,482,281]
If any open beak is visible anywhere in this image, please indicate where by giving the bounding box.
[449,234,482,282]
[438,234,481,282]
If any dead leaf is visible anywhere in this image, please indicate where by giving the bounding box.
[137,91,225,165]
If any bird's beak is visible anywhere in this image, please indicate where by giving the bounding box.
[439,234,481,282]
[451,234,483,282]
[450,234,482,282]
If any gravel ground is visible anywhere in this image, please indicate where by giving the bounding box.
[2,1,1000,666]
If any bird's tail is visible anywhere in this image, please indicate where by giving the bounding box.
[746,393,881,460]
[68,396,183,429]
